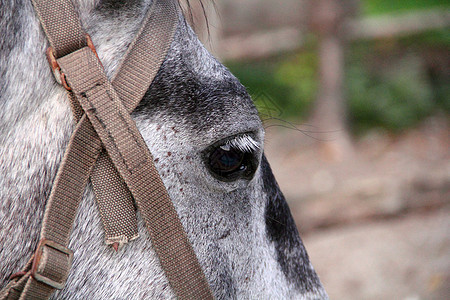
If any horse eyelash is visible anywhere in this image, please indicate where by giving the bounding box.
[219,135,260,153]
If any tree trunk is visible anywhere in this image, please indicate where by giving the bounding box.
[308,0,356,162]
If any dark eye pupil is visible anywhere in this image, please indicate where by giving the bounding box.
[205,139,258,182]
[209,148,245,175]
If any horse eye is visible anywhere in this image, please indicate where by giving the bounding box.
[207,144,257,182]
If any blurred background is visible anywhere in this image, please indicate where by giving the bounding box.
[182,0,449,298]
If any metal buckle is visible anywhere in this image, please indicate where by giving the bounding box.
[46,34,100,92]
[31,239,74,290]
[46,47,71,91]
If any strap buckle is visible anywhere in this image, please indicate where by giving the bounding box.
[46,34,100,91]
[31,239,74,290]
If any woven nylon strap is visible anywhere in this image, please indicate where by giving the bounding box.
[0,0,214,299]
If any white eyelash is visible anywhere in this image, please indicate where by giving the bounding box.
[220,135,260,152]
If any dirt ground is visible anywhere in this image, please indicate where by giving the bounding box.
[264,114,449,299]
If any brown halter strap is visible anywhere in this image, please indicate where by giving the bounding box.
[0,0,214,299]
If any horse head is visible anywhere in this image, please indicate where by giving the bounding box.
[0,0,327,298]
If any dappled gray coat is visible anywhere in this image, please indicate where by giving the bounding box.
[0,0,327,298]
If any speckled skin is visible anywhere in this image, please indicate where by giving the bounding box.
[0,0,327,298]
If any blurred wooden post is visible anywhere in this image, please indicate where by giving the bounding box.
[308,0,357,162]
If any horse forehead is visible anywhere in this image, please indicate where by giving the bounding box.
[132,22,262,144]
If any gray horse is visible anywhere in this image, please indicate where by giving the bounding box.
[0,0,327,298]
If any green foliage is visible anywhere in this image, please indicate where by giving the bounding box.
[398,29,450,47]
[347,55,435,133]
[361,0,449,16]
[273,51,318,118]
